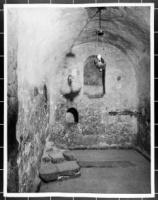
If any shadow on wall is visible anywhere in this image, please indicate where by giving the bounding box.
[136,99,150,156]
[136,49,150,156]
[7,8,19,192]
[61,88,81,102]
[7,91,19,192]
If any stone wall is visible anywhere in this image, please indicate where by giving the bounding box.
[49,96,137,149]
[137,101,150,155]
[137,49,150,155]
[7,9,19,192]
[49,43,138,149]
[127,48,150,155]
[16,83,49,192]
[7,8,51,192]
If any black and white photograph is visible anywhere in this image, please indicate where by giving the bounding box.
[4,3,154,197]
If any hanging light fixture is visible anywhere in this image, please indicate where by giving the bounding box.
[94,8,106,72]
[66,9,99,58]
[94,54,106,72]
[97,8,104,36]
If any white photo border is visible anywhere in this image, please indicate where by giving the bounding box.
[4,3,155,198]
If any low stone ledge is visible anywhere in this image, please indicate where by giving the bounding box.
[69,145,135,150]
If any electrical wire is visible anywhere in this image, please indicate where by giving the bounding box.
[70,8,100,50]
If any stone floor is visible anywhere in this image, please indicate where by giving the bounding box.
[39,149,150,194]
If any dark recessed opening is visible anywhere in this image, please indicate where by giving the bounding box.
[117,76,121,81]
[43,84,48,112]
[66,107,79,124]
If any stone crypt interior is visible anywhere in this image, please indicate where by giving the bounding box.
[7,5,151,194]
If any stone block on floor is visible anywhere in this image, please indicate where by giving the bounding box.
[39,162,59,182]
[63,151,76,161]
[48,150,65,163]
[58,171,81,181]
[56,161,80,176]
[42,153,51,163]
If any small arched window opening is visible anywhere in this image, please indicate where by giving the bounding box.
[66,108,79,124]
[84,55,106,98]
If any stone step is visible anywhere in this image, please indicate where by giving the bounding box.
[58,171,81,181]
[42,153,51,163]
[56,161,80,176]
[39,160,81,183]
[39,162,59,182]
[42,150,65,164]
[48,151,65,163]
[63,151,76,161]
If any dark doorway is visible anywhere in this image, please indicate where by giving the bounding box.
[66,108,79,123]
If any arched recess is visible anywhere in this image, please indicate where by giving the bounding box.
[84,55,106,98]
[68,42,137,108]
[66,108,79,124]
[55,42,139,148]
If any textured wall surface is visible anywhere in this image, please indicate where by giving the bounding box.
[7,9,51,192]
[16,84,49,192]
[7,9,19,192]
[50,43,138,148]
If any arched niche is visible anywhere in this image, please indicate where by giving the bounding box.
[66,107,79,124]
[84,55,106,98]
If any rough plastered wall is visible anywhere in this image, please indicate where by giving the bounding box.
[137,50,150,155]
[127,48,150,155]
[42,6,150,154]
[49,43,138,149]
[15,9,54,192]
[7,8,57,192]
[7,7,88,193]
[7,9,19,192]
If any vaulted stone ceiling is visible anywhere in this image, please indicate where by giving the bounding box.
[51,6,150,77]
[79,7,150,53]
[62,6,150,54]
[16,6,150,71]
[57,6,150,105]
[15,6,151,104]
